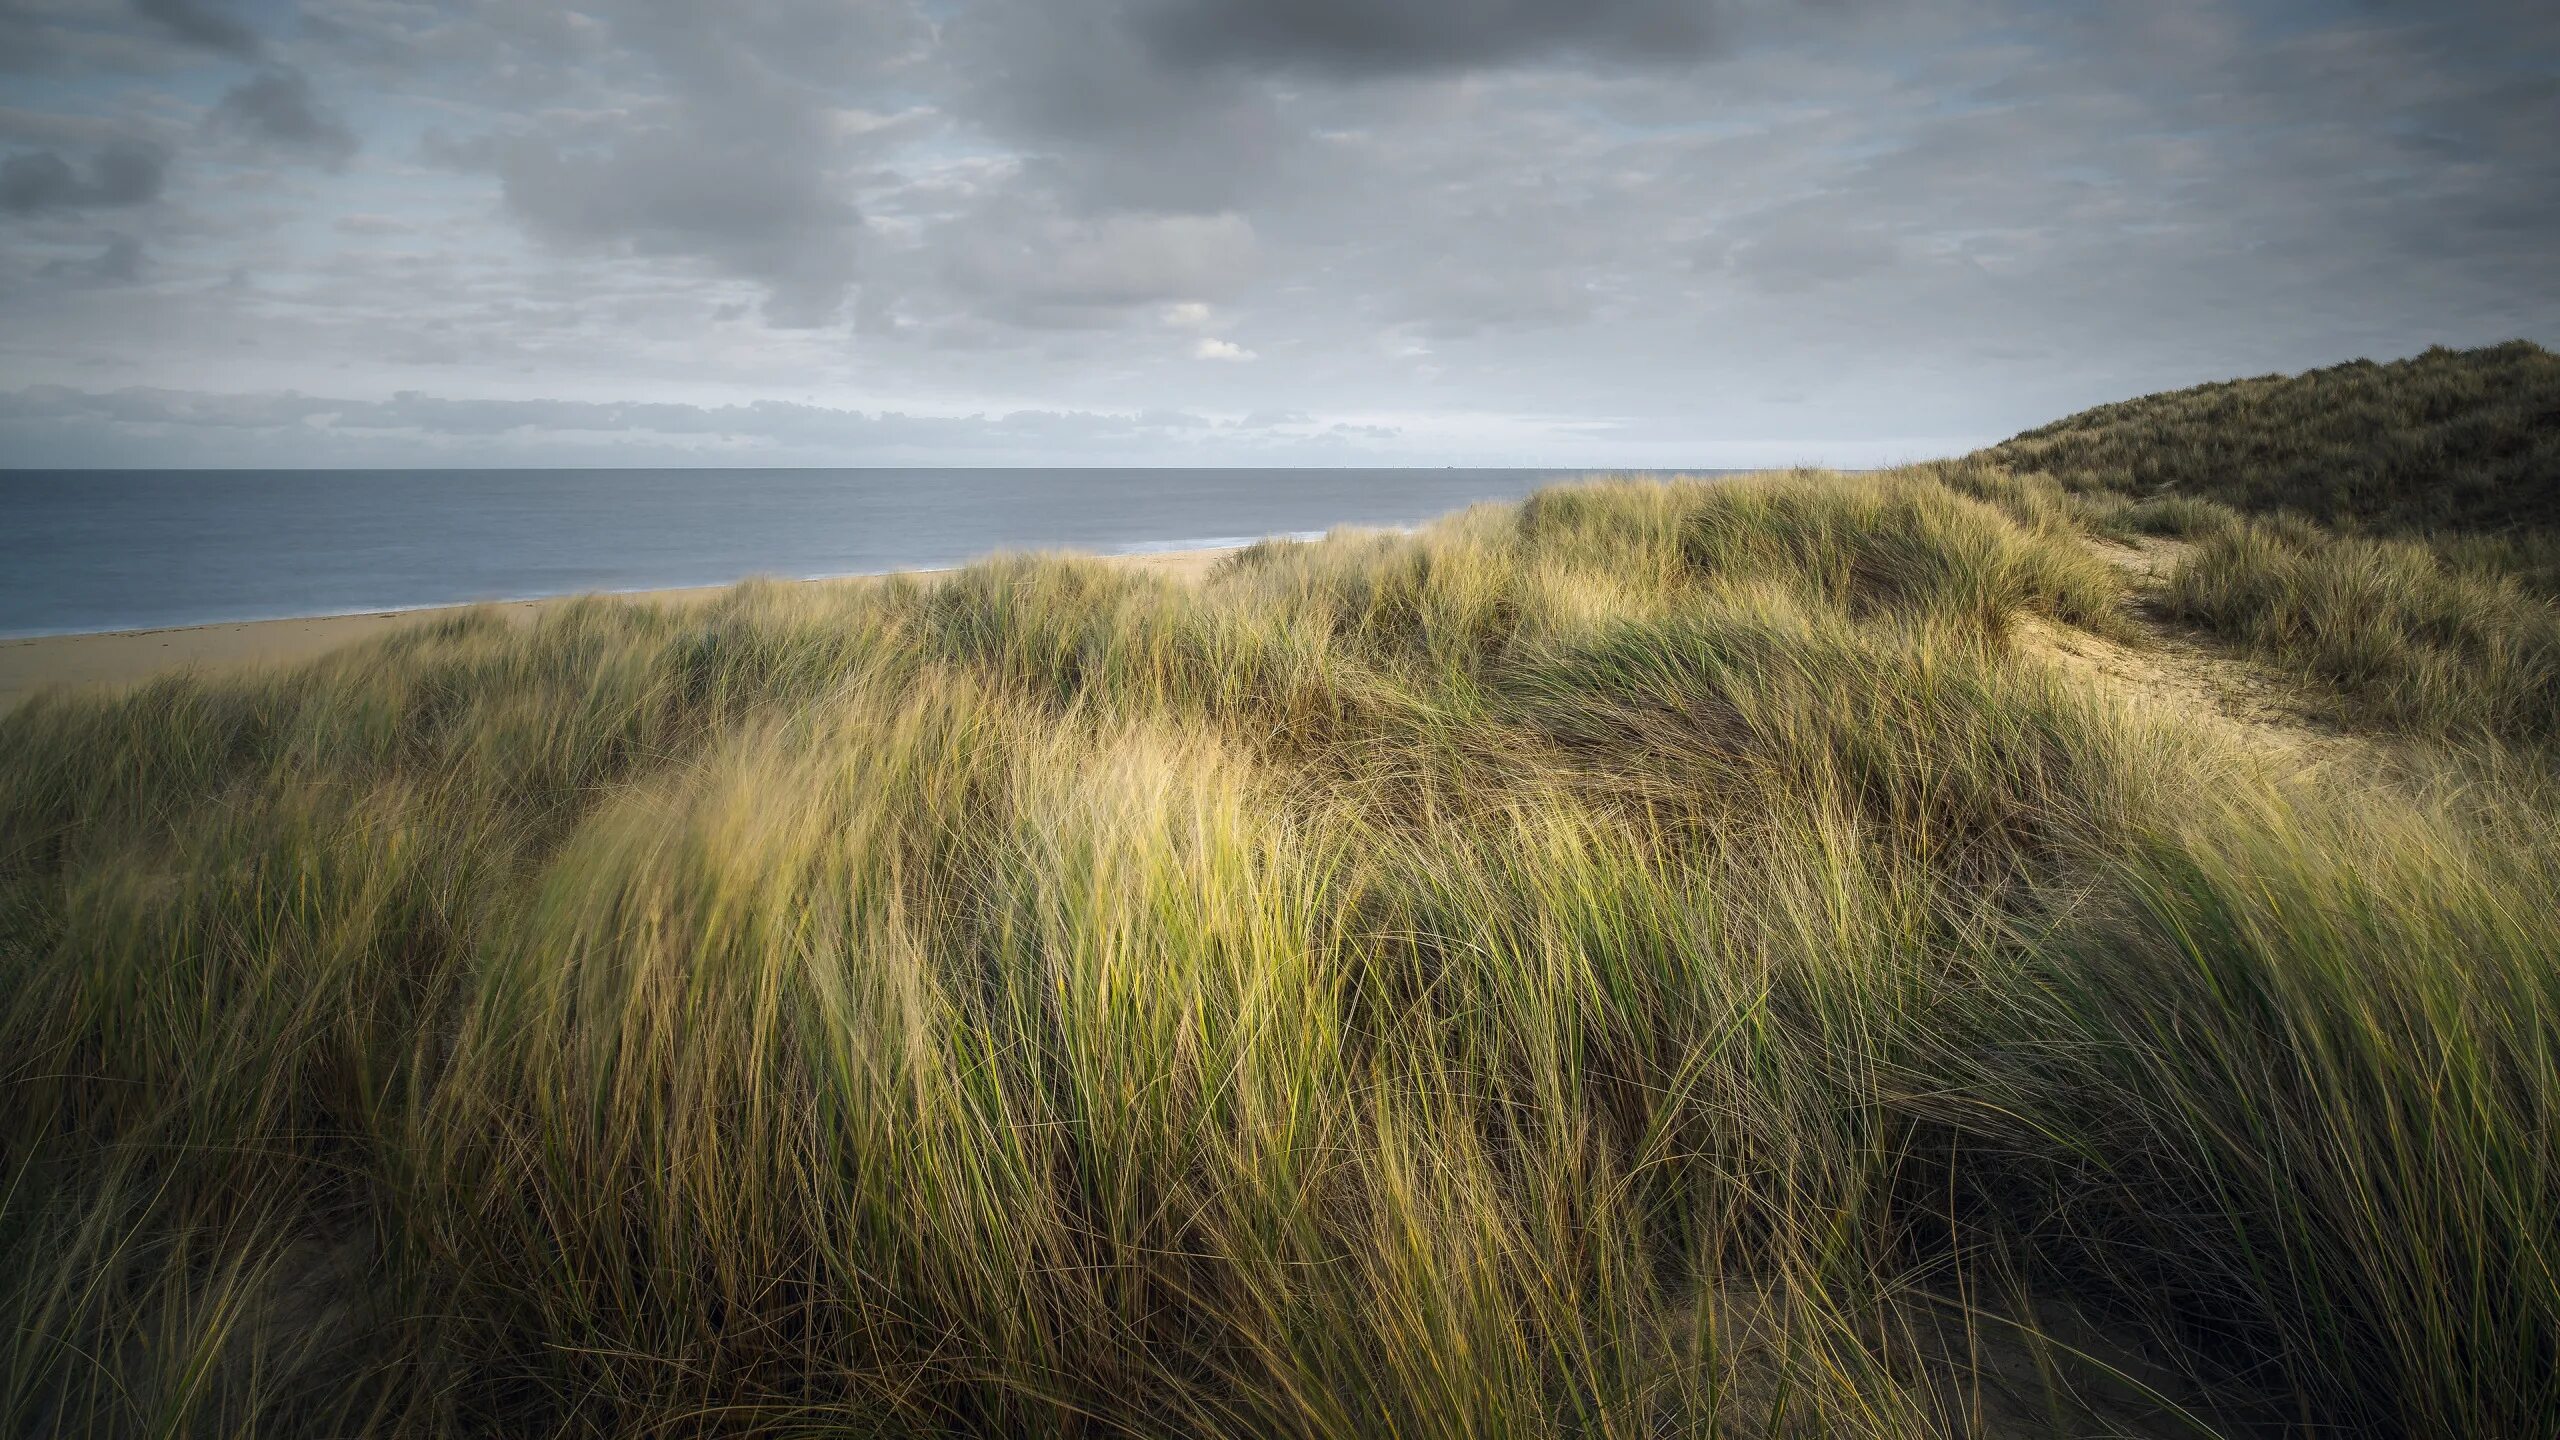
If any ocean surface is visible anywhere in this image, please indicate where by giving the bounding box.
[0,467,1690,639]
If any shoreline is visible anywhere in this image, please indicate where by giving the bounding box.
[0,545,1235,715]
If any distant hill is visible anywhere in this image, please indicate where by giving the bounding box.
[1982,340,2560,536]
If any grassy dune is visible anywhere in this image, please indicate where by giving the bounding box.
[1986,340,2560,741]
[5,345,2558,1437]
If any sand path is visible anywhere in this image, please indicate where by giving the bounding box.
[2017,534,2363,774]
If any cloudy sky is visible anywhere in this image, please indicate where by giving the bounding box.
[0,0,2552,467]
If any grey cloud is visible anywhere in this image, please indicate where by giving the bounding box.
[1136,0,1735,73]
[602,0,931,98]
[1710,222,1904,295]
[212,68,357,160]
[39,233,145,285]
[1400,267,1597,338]
[494,125,861,327]
[0,152,86,213]
[941,206,1260,325]
[0,381,1343,465]
[420,0,930,327]
[130,0,260,57]
[931,0,1777,317]
[0,5,159,76]
[0,0,2555,469]
[939,0,1816,221]
[942,0,1301,213]
[0,139,166,213]
[0,108,137,148]
[913,0,1338,344]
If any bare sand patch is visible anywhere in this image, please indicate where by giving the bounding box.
[2021,534,2361,774]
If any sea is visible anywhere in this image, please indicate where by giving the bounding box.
[0,467,1702,639]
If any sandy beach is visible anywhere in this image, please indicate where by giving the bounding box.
[0,546,1232,716]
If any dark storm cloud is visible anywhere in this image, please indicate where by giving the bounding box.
[1135,0,1733,72]
[130,0,260,57]
[212,67,356,159]
[0,139,165,213]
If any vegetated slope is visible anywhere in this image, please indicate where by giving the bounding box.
[5,377,2559,1439]
[1975,341,2560,746]
[1982,339,2560,539]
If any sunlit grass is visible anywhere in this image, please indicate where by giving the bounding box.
[4,392,2558,1435]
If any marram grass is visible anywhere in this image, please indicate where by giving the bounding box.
[4,439,2559,1435]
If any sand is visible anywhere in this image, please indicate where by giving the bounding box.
[0,546,1234,716]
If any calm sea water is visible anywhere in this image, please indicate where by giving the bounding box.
[0,468,1677,639]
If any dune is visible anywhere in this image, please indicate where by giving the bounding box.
[6,345,2557,1437]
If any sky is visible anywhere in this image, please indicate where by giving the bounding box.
[0,0,2552,468]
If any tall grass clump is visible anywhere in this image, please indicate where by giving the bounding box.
[2161,520,2560,743]
[5,368,2559,1437]
[1944,779,2560,1435]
